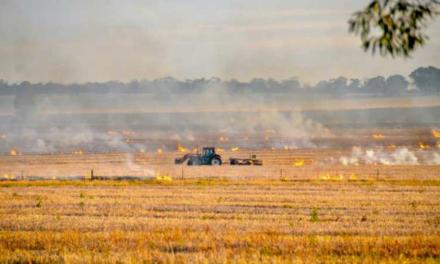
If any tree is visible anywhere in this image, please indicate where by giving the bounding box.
[385,74,409,95]
[364,76,387,94]
[409,66,440,93]
[349,0,439,57]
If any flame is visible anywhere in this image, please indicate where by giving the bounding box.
[292,159,305,167]
[320,173,344,181]
[284,145,289,150]
[157,148,163,154]
[349,174,358,180]
[9,148,19,156]
[3,173,13,179]
[219,136,228,142]
[155,174,173,182]
[372,134,385,140]
[419,142,430,150]
[177,144,188,153]
[387,144,396,149]
[432,129,440,139]
[231,147,240,152]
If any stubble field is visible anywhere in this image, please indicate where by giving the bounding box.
[0,178,439,263]
[0,108,439,263]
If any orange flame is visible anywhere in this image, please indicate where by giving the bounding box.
[387,144,396,149]
[231,147,240,152]
[292,159,305,167]
[177,144,188,153]
[157,148,163,154]
[432,129,440,139]
[284,145,289,150]
[9,148,19,156]
[419,142,430,150]
[372,134,385,140]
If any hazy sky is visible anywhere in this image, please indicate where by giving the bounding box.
[1,0,439,84]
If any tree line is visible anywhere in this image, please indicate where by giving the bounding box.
[1,66,439,98]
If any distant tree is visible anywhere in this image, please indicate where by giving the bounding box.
[409,66,440,93]
[0,80,8,95]
[364,76,387,94]
[348,79,363,91]
[314,77,348,96]
[385,74,409,95]
[349,0,439,57]
[280,78,302,92]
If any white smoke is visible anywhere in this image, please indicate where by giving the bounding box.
[427,152,440,165]
[125,153,155,177]
[340,147,419,165]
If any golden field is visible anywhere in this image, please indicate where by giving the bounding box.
[0,178,439,263]
[1,148,440,180]
[0,144,439,263]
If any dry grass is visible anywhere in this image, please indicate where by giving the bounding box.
[1,149,440,180]
[0,179,439,263]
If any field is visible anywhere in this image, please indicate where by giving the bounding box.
[1,103,439,263]
[0,179,439,263]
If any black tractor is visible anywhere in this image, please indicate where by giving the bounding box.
[175,147,222,166]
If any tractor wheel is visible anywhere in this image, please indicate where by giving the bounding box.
[211,158,222,166]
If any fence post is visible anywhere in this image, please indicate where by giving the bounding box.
[91,169,94,181]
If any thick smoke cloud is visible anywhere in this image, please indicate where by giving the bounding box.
[0,66,439,155]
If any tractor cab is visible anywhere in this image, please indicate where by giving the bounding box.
[201,147,215,158]
[175,146,222,166]
[199,147,220,165]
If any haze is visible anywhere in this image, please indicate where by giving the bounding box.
[1,0,439,84]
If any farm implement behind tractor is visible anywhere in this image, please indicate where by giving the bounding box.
[174,147,263,166]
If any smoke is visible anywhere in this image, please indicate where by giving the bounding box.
[339,147,440,165]
[427,153,440,165]
[125,153,155,177]
[0,78,334,155]
[0,72,438,155]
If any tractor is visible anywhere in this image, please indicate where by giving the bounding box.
[174,147,222,166]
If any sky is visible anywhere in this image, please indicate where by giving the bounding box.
[0,0,439,84]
